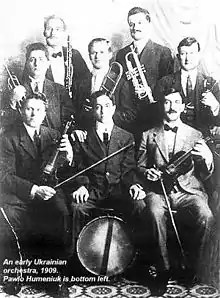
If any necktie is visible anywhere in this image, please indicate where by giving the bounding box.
[34,82,39,93]
[164,124,178,133]
[103,131,109,146]
[52,51,62,58]
[33,130,41,154]
[186,75,193,104]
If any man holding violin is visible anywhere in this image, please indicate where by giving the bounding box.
[136,87,214,295]
[0,93,73,295]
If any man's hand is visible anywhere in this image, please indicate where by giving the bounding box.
[35,186,56,201]
[10,85,26,109]
[58,134,73,163]
[192,140,213,170]
[129,184,146,200]
[71,130,87,142]
[201,91,220,116]
[145,167,162,181]
[72,186,89,204]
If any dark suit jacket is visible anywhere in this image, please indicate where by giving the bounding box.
[46,46,90,87]
[72,125,139,198]
[2,78,74,132]
[138,122,213,196]
[155,71,220,132]
[0,122,61,205]
[115,40,174,132]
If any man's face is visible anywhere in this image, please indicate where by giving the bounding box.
[128,12,150,41]
[164,92,185,122]
[26,50,49,79]
[178,43,200,71]
[89,41,112,70]
[44,18,66,47]
[21,98,46,128]
[95,95,115,124]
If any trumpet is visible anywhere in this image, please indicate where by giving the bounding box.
[65,35,73,98]
[125,45,156,103]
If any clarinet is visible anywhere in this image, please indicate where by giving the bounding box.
[65,35,73,99]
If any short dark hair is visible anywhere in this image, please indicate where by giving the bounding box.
[20,92,48,110]
[43,15,66,34]
[88,38,112,54]
[177,37,200,53]
[90,90,115,107]
[25,42,49,61]
[127,7,151,23]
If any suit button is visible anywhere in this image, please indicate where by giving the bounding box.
[105,172,110,177]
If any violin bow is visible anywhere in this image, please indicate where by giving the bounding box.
[54,141,135,189]
[159,178,187,270]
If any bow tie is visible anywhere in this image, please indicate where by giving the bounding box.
[164,124,178,133]
[52,51,62,58]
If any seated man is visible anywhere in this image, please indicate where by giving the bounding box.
[135,87,214,294]
[2,42,73,132]
[0,93,73,294]
[71,90,146,254]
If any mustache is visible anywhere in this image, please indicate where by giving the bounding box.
[167,110,177,114]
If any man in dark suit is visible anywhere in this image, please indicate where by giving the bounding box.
[0,93,73,295]
[135,87,214,294]
[43,15,90,100]
[155,37,220,135]
[70,90,146,252]
[115,7,174,135]
[4,42,73,132]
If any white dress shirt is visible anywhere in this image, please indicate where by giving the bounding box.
[91,66,109,94]
[96,121,114,143]
[48,47,65,86]
[181,69,197,96]
[29,76,44,93]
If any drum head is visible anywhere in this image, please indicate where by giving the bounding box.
[77,216,135,276]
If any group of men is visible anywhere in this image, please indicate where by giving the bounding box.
[0,5,220,297]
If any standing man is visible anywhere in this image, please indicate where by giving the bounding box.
[135,87,214,295]
[43,15,90,99]
[115,7,174,135]
[155,37,220,134]
[4,43,73,132]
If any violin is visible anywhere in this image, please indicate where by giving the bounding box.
[153,136,212,193]
[41,116,75,186]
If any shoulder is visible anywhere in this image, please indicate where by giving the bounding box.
[151,40,172,53]
[181,122,202,138]
[113,125,134,138]
[116,45,131,58]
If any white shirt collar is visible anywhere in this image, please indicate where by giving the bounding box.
[163,118,182,129]
[133,38,150,54]
[23,123,40,141]
[96,121,114,141]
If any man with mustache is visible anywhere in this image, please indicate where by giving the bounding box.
[115,7,174,137]
[44,15,90,98]
[135,87,214,295]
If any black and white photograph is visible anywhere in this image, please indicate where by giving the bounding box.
[0,0,220,297]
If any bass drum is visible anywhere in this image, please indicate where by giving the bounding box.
[77,215,135,277]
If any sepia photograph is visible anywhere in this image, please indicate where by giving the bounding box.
[0,0,220,297]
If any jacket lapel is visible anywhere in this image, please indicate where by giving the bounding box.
[19,124,37,159]
[153,126,169,163]
[87,128,106,159]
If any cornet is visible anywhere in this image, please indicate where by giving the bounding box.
[4,64,20,90]
[125,45,156,103]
